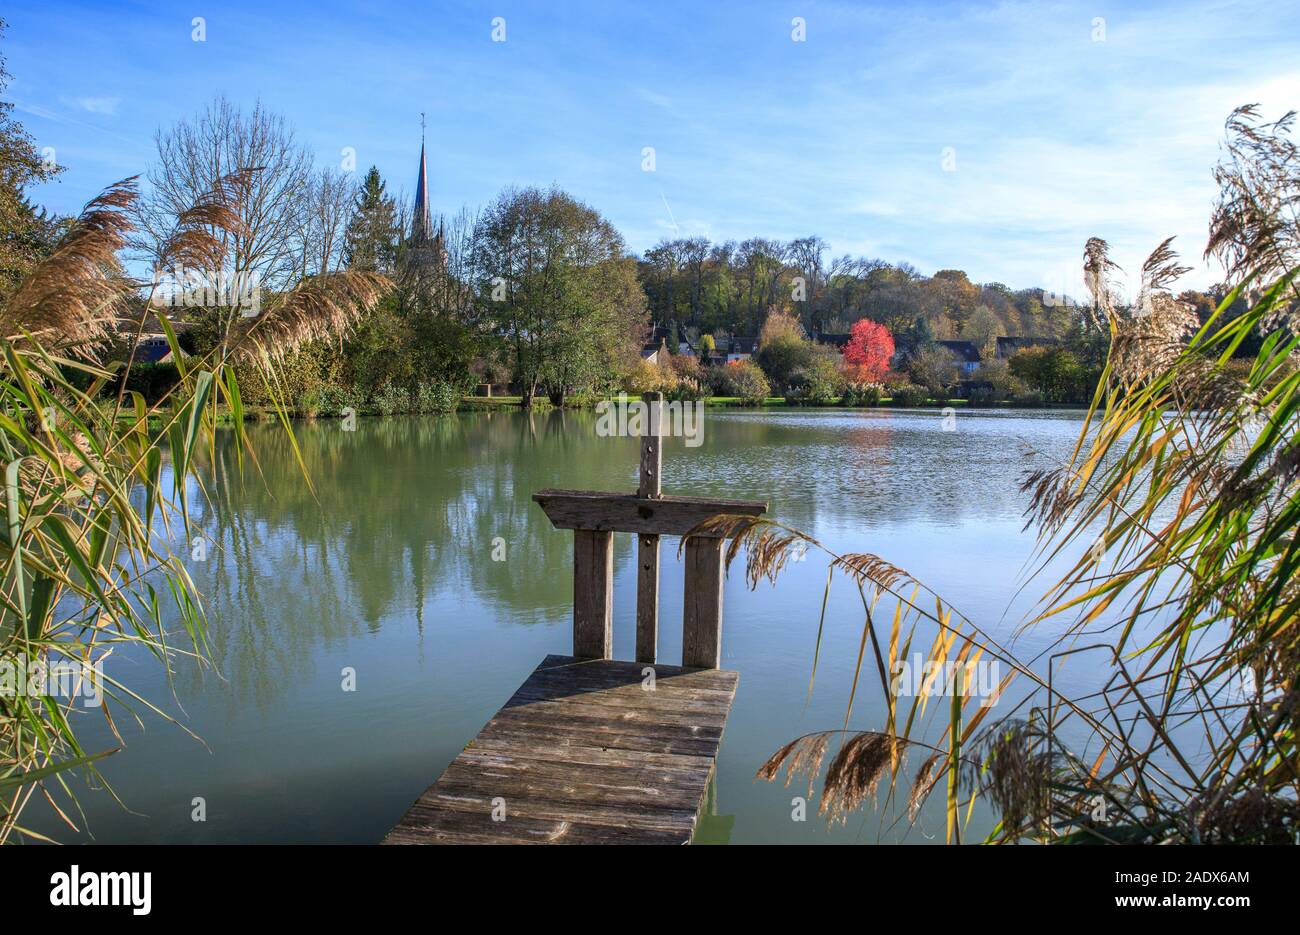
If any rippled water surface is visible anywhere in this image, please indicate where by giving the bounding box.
[30,406,1102,844]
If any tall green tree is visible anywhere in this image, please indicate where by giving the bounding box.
[475,186,645,407]
[344,166,399,274]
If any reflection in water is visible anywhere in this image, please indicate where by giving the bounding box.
[692,774,735,845]
[187,413,625,709]
[26,407,1095,844]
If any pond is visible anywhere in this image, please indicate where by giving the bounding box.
[27,406,1101,844]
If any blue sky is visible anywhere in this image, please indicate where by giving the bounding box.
[5,0,1299,293]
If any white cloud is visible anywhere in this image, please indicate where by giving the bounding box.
[635,88,674,113]
[72,96,120,116]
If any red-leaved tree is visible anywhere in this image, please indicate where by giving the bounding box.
[842,318,894,382]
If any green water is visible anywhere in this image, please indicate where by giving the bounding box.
[28,406,1097,844]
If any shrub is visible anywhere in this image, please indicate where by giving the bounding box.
[234,344,328,408]
[724,359,770,406]
[784,347,844,405]
[564,387,604,409]
[373,383,411,416]
[1008,347,1094,403]
[889,383,929,407]
[842,382,884,407]
[973,360,1029,404]
[117,361,181,404]
[1010,389,1046,408]
[907,345,958,398]
[664,382,711,403]
[310,385,366,417]
[703,364,732,396]
[756,309,815,389]
[967,386,997,407]
[669,352,704,387]
[415,381,459,414]
[625,358,678,394]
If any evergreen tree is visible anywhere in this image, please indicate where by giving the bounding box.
[343,166,398,273]
[905,316,936,355]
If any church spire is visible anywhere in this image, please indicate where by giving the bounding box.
[412,113,433,243]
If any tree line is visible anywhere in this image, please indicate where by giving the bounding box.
[10,92,1252,413]
[640,237,1083,350]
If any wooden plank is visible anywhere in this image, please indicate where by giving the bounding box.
[487,698,728,735]
[436,757,706,810]
[636,534,659,663]
[384,655,738,845]
[505,681,734,716]
[503,667,737,703]
[572,529,613,659]
[409,783,703,830]
[682,537,725,668]
[385,805,693,845]
[465,735,717,772]
[480,714,724,757]
[533,490,766,537]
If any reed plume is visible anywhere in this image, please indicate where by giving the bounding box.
[229,269,390,363]
[154,168,251,275]
[0,178,139,354]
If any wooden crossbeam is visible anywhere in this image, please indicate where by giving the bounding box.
[532,490,766,538]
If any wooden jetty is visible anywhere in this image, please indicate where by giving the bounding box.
[385,395,766,845]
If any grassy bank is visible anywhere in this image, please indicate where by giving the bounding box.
[157,394,1077,428]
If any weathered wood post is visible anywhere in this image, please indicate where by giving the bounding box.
[681,534,726,668]
[572,527,614,659]
[636,393,662,663]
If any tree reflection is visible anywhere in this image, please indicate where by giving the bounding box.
[178,411,641,709]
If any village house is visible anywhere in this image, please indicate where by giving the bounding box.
[937,340,982,375]
[722,336,758,363]
[641,337,670,366]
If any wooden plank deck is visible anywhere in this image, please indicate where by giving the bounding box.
[384,654,739,845]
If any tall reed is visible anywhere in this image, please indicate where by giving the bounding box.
[712,106,1300,844]
[0,172,389,842]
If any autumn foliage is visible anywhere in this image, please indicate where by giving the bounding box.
[842,318,894,382]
